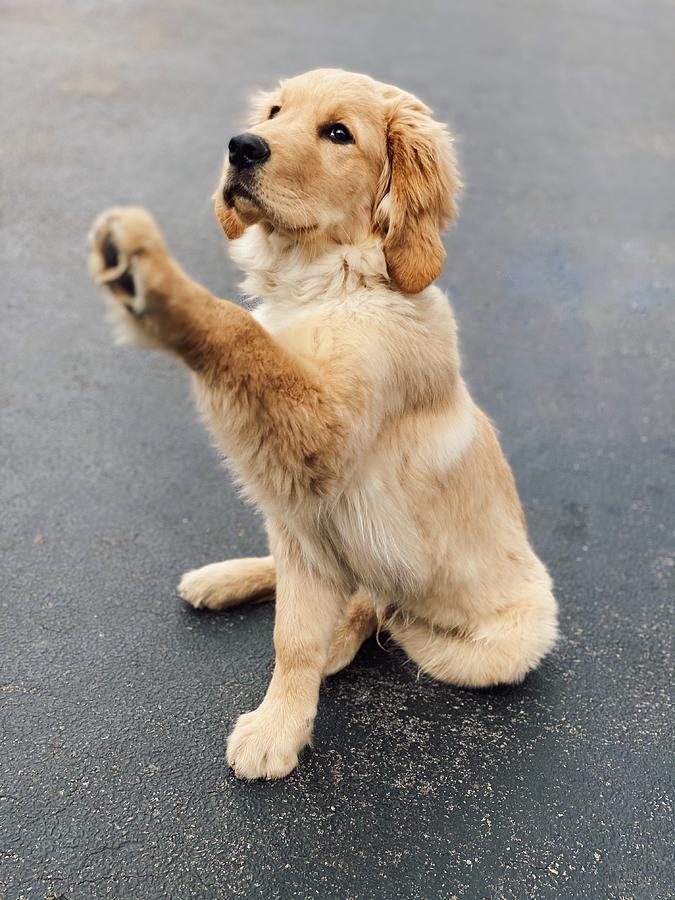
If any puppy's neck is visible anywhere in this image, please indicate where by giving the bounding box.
[229,225,390,310]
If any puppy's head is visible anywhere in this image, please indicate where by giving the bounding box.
[215,69,461,293]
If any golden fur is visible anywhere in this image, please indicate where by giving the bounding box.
[88,69,558,780]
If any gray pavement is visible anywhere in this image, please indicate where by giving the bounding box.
[1,1,674,898]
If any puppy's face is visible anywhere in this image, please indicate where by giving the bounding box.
[219,70,385,239]
[215,69,461,293]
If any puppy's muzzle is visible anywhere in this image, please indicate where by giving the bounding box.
[228,133,271,169]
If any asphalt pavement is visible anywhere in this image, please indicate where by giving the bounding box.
[1,1,673,898]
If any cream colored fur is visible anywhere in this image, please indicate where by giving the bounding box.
[88,69,558,781]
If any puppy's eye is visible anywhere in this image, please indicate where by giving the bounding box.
[269,105,281,119]
[321,123,354,145]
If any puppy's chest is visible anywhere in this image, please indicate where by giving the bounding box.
[292,472,425,597]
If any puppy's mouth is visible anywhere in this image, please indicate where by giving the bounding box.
[225,180,262,214]
[224,176,319,235]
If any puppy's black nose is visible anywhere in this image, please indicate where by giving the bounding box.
[228,133,270,169]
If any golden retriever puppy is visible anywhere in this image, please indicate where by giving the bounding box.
[88,68,558,780]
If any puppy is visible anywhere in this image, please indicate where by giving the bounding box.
[88,68,558,780]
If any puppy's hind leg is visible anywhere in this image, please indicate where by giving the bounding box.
[324,590,378,676]
[178,556,275,610]
[388,591,558,688]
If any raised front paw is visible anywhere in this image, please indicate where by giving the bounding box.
[226,703,310,780]
[88,207,169,342]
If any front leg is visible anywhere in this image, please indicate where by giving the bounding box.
[226,553,345,780]
[88,206,236,360]
[88,206,363,505]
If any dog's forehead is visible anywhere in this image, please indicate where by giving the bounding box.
[278,69,385,115]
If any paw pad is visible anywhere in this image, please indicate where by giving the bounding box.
[101,236,136,298]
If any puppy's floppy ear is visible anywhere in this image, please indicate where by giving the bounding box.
[376,91,461,294]
[213,191,247,241]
